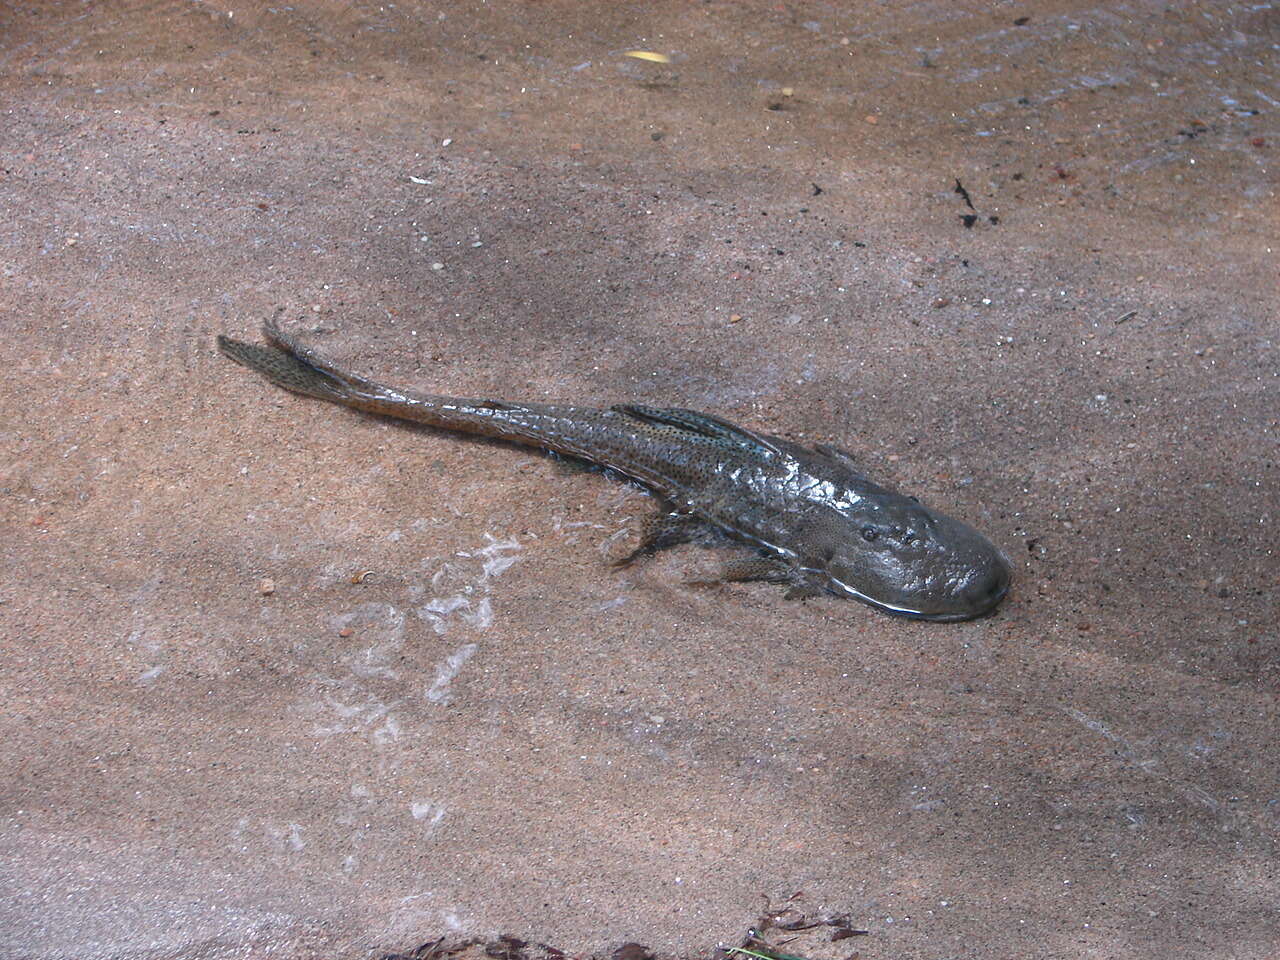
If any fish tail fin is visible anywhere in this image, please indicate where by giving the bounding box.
[216,329,354,402]
[218,321,561,450]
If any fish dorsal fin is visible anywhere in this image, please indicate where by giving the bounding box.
[813,442,864,473]
[612,404,783,457]
[813,443,894,493]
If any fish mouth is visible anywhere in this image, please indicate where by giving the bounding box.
[903,577,1010,622]
[828,568,1011,623]
[902,569,1012,622]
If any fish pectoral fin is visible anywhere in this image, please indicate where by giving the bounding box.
[706,554,825,599]
[715,555,795,583]
[612,404,783,457]
[782,578,826,601]
[611,510,726,567]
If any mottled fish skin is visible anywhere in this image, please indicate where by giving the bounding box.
[218,321,1011,621]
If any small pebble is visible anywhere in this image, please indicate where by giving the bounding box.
[441,138,452,147]
[338,627,354,638]
[728,313,743,323]
[431,262,444,270]
[864,115,878,124]
[258,579,275,596]
[933,297,951,308]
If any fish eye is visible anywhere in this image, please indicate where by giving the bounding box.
[861,526,879,542]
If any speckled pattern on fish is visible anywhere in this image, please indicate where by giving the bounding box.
[219,320,1011,621]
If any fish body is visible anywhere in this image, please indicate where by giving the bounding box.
[218,321,1010,621]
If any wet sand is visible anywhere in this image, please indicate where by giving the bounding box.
[1,1,1277,957]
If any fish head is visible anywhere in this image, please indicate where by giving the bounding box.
[817,494,1011,621]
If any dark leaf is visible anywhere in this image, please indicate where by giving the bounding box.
[775,918,823,932]
[831,928,870,941]
[611,943,652,960]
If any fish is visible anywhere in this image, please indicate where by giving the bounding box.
[217,321,1011,621]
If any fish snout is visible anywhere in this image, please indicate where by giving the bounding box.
[955,552,1012,617]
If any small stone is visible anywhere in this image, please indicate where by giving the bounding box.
[431,262,444,270]
[933,297,951,308]
[781,86,794,97]
[258,579,275,595]
[441,138,452,147]
[338,627,354,638]
[864,115,878,124]
[728,313,743,323]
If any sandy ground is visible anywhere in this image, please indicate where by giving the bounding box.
[2,1,1277,958]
